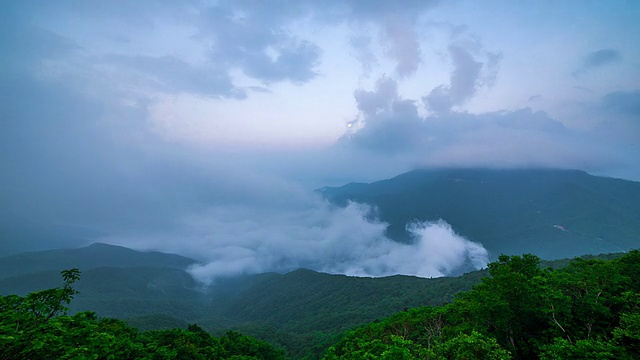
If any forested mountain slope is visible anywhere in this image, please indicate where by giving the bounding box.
[0,242,196,278]
[0,243,634,358]
[0,244,486,357]
[325,250,640,359]
[2,244,637,359]
[0,269,285,360]
[319,168,640,260]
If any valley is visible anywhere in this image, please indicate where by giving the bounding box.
[1,168,639,358]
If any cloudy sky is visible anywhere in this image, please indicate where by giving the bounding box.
[1,1,639,280]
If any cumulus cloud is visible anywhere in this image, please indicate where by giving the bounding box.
[406,220,488,274]
[341,73,616,173]
[0,0,436,103]
[329,0,438,78]
[349,34,377,76]
[381,17,422,78]
[0,66,489,279]
[198,1,321,84]
[424,44,499,113]
[193,0,439,84]
[337,32,627,175]
[345,77,423,153]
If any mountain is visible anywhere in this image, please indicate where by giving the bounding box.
[0,243,206,321]
[0,243,487,358]
[319,168,640,260]
[0,243,484,327]
[207,268,486,332]
[0,242,628,358]
[0,242,197,278]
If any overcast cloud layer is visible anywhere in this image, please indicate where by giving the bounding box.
[1,1,639,280]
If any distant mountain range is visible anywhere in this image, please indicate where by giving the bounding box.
[319,168,640,260]
[0,242,490,357]
[0,242,482,321]
[2,167,639,357]
[0,243,629,357]
[0,242,196,278]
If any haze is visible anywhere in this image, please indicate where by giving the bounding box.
[1,1,639,282]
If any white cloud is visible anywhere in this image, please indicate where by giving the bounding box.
[2,0,640,265]
[178,201,488,284]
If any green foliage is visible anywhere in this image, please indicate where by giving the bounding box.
[0,268,81,359]
[324,334,432,360]
[0,269,284,360]
[437,331,511,360]
[539,338,616,360]
[452,254,549,358]
[2,247,638,359]
[324,251,640,360]
[612,312,640,358]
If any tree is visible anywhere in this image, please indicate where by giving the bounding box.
[0,268,81,359]
[437,331,511,360]
[451,254,548,359]
[539,338,616,360]
[1,269,285,360]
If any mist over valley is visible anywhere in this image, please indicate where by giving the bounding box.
[2,1,640,358]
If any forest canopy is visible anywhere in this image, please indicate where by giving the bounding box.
[1,251,639,359]
[324,251,640,359]
[0,268,284,360]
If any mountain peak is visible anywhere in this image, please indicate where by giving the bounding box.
[320,167,640,260]
[0,243,198,279]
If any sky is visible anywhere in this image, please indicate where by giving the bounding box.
[1,0,639,282]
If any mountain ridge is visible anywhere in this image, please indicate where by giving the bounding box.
[0,241,631,358]
[319,167,640,260]
[0,241,198,279]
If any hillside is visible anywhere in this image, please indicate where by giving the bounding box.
[319,168,640,260]
[0,243,486,358]
[0,242,197,278]
[0,244,207,322]
[324,251,640,359]
[0,243,631,358]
